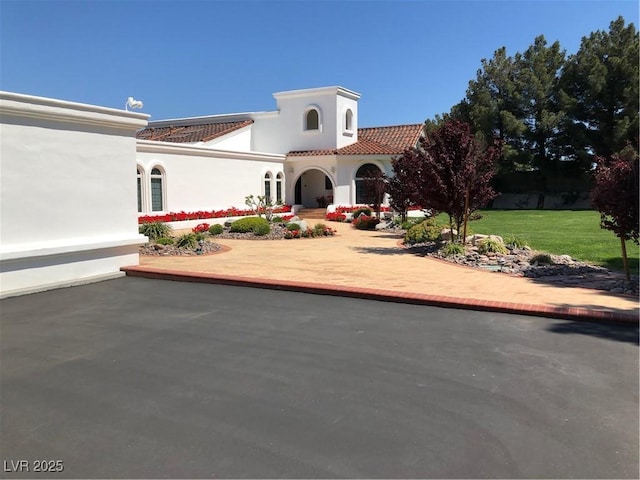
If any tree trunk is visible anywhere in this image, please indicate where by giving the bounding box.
[462,186,470,244]
[620,236,630,281]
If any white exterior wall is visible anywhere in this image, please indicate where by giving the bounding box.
[335,92,358,149]
[0,92,148,297]
[201,126,252,152]
[252,87,360,154]
[137,141,286,213]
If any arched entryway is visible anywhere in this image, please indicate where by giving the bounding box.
[294,169,334,207]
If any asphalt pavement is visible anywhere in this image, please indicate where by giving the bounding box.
[1,277,638,478]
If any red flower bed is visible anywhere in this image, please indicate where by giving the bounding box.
[325,212,347,222]
[138,205,292,224]
[192,223,210,233]
[352,215,380,230]
[333,205,392,214]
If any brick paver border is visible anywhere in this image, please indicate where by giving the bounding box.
[121,266,638,325]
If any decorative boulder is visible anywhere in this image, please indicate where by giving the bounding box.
[440,228,457,242]
[467,234,504,246]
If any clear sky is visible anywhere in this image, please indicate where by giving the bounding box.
[1,0,638,126]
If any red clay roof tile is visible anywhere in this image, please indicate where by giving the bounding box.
[136,120,253,143]
[287,124,424,157]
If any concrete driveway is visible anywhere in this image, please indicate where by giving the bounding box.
[1,277,638,478]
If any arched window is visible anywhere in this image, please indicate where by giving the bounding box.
[305,108,319,130]
[355,163,381,204]
[150,167,165,212]
[276,172,284,203]
[345,109,353,131]
[136,167,143,213]
[264,172,272,202]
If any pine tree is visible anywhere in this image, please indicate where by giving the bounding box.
[515,35,567,174]
[464,47,526,172]
[561,17,639,166]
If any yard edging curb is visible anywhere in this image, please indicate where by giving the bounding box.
[121,266,638,326]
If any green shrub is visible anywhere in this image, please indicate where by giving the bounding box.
[531,252,553,265]
[286,222,301,231]
[478,238,508,254]
[195,232,207,242]
[230,216,270,234]
[156,237,174,245]
[253,222,271,236]
[271,216,283,223]
[505,235,529,248]
[404,218,443,245]
[441,243,465,256]
[139,222,172,241]
[400,217,425,230]
[313,223,327,236]
[208,224,224,235]
[175,233,198,249]
[352,207,372,218]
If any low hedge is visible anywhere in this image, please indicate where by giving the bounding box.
[229,216,271,235]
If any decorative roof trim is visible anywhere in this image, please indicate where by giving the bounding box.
[0,91,148,130]
[136,139,285,163]
[273,86,361,101]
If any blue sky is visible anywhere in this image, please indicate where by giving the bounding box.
[1,0,637,126]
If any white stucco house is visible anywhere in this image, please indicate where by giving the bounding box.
[135,86,424,215]
[0,86,423,297]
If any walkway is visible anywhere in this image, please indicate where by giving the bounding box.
[123,222,639,323]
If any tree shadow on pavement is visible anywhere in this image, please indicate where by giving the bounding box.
[547,318,639,345]
[351,246,411,256]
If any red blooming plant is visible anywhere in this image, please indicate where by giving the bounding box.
[139,205,292,224]
[325,212,347,222]
[352,215,380,230]
[192,223,210,234]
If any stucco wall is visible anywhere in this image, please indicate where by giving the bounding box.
[136,141,286,213]
[252,87,360,154]
[0,92,149,297]
[202,126,252,152]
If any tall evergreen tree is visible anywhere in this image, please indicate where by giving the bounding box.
[560,17,639,167]
[464,47,526,172]
[515,35,567,173]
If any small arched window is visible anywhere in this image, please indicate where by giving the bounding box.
[264,172,273,202]
[136,167,143,213]
[276,172,284,203]
[305,109,319,130]
[345,109,353,131]
[355,163,381,204]
[150,167,165,212]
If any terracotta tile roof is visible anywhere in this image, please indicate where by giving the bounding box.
[136,120,253,143]
[288,123,424,157]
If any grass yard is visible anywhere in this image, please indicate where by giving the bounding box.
[447,210,639,274]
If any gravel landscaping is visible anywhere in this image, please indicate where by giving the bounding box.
[404,240,638,295]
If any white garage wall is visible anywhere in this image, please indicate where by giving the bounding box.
[0,92,149,297]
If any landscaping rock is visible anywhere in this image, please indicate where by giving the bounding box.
[403,239,638,295]
[375,221,392,230]
[440,228,457,242]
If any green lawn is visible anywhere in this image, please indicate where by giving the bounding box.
[441,210,639,274]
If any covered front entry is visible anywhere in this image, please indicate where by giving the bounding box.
[294,169,334,207]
